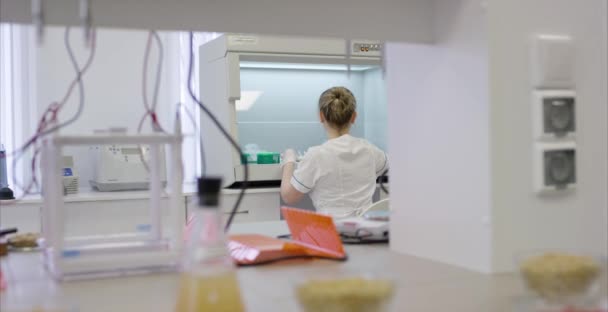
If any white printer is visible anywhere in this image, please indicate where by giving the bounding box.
[89,144,166,192]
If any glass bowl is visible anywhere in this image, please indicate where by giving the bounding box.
[516,250,606,306]
[294,273,395,312]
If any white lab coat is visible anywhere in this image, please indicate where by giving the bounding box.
[291,134,388,218]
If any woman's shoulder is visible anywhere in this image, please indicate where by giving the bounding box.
[350,136,383,151]
[301,145,323,160]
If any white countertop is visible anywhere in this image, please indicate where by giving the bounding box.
[0,189,165,205]
[1,221,606,311]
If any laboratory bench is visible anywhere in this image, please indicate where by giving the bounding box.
[2,221,607,311]
[0,221,536,312]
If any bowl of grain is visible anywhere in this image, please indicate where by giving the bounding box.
[295,275,395,312]
[517,251,606,305]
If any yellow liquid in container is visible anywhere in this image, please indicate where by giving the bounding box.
[175,271,245,312]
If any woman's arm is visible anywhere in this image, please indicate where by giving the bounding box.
[280,162,305,204]
[280,149,305,204]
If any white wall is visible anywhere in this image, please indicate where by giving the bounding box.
[0,24,38,193]
[488,0,608,272]
[387,0,607,273]
[387,0,492,272]
[35,27,180,187]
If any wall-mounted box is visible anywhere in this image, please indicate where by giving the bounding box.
[531,34,575,89]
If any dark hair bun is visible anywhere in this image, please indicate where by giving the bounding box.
[318,87,356,130]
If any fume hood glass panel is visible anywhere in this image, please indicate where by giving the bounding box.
[237,64,387,155]
[362,68,388,151]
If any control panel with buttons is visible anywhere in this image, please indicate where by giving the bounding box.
[351,41,382,56]
[353,43,382,53]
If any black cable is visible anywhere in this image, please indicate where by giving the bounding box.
[150,31,163,113]
[178,102,207,177]
[187,32,248,231]
[8,26,96,161]
[380,168,389,195]
[141,30,165,133]
[11,26,89,195]
[137,31,166,172]
[36,27,86,138]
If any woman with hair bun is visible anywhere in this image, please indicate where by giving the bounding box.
[280,86,388,218]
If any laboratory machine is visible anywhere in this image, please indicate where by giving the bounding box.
[89,143,167,191]
[199,34,388,187]
[62,156,79,195]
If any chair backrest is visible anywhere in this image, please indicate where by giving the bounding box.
[358,198,390,216]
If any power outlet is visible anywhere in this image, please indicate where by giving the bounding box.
[534,142,577,193]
